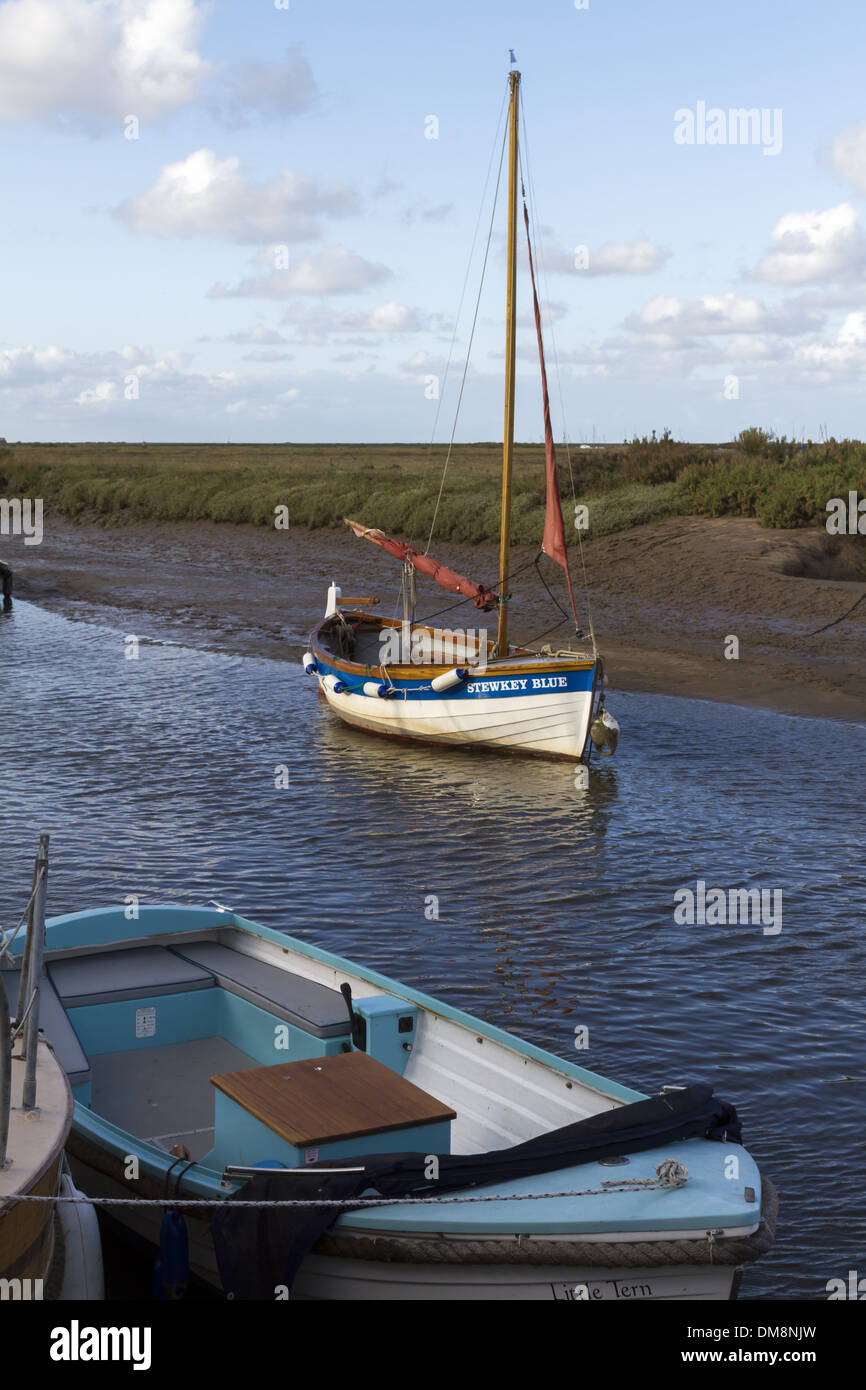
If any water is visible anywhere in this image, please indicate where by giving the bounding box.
[2,598,865,1300]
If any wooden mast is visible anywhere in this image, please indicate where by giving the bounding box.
[496,68,520,657]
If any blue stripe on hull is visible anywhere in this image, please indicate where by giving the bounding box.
[314,658,596,700]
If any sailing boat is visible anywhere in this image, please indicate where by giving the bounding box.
[305,71,619,762]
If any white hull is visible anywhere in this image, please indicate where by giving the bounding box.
[319,683,595,760]
[292,1253,736,1301]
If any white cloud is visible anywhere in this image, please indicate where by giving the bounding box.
[278,301,426,343]
[752,203,866,285]
[0,0,211,123]
[828,122,866,195]
[838,308,866,344]
[398,350,449,375]
[365,302,421,332]
[401,201,455,225]
[209,246,391,299]
[75,379,118,403]
[210,45,318,125]
[625,291,822,338]
[223,325,287,345]
[0,342,244,415]
[0,344,75,378]
[790,310,866,380]
[567,286,866,387]
[546,236,669,276]
[116,149,357,241]
[0,342,500,437]
[241,349,293,362]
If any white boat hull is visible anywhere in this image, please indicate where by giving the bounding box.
[319,682,596,760]
[292,1252,737,1301]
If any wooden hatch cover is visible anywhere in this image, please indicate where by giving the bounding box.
[210,1051,456,1149]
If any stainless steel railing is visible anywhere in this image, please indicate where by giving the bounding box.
[0,836,50,1167]
[0,978,10,1170]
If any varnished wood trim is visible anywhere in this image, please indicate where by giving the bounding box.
[0,1154,61,1272]
[311,618,594,681]
[211,1052,455,1148]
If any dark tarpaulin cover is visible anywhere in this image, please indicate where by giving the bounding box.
[211,1083,740,1300]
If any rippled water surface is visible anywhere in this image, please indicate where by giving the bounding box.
[2,599,865,1300]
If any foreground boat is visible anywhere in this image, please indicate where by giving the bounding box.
[305,68,620,765]
[7,895,777,1300]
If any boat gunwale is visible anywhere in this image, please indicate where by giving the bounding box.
[309,613,596,682]
[0,1039,73,1208]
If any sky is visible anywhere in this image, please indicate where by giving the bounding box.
[2,0,866,443]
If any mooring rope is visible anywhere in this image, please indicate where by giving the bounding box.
[806,589,866,636]
[4,1161,688,1209]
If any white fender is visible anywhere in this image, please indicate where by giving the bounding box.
[430,667,468,693]
[57,1170,104,1300]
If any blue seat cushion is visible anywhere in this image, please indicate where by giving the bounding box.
[1,967,91,1087]
[48,946,215,1008]
[171,942,351,1039]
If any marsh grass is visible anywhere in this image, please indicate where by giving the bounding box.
[0,432,863,542]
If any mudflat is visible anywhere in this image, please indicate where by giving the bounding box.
[5,513,865,722]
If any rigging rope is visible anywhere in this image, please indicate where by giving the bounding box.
[423,102,510,556]
[418,84,509,504]
[519,90,597,652]
[417,554,539,626]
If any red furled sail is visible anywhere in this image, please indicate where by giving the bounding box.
[523,200,579,626]
[344,519,497,611]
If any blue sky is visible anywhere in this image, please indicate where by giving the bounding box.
[2,0,866,442]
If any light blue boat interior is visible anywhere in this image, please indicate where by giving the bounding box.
[0,904,763,1238]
